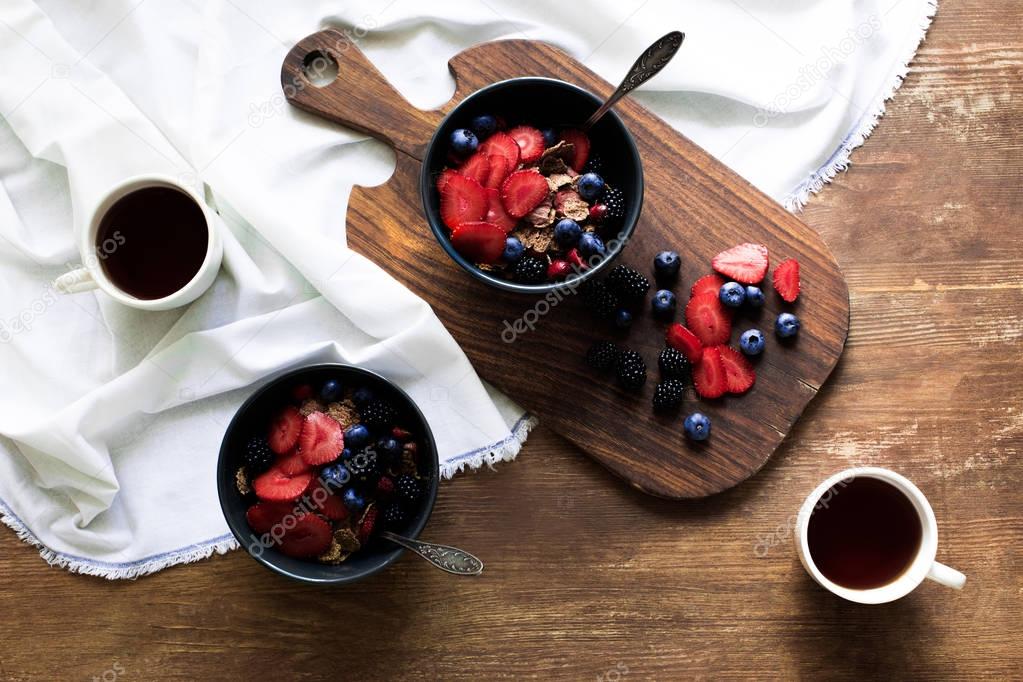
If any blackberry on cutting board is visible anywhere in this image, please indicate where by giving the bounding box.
[586,340,620,372]
[581,280,620,319]
[243,437,274,475]
[615,349,647,390]
[652,379,686,411]
[606,264,650,301]
[658,347,691,382]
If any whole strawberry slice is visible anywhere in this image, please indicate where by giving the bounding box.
[712,243,769,284]
[773,258,800,302]
[305,482,348,521]
[276,449,311,476]
[450,221,506,264]
[245,501,294,535]
[483,188,517,232]
[278,514,332,558]
[458,151,491,185]
[267,406,302,454]
[440,173,487,229]
[685,293,732,346]
[693,346,727,399]
[508,125,545,163]
[299,412,344,466]
[690,274,726,299]
[479,131,520,169]
[500,170,549,218]
[252,466,315,502]
[666,323,704,363]
[717,346,756,394]
[484,154,511,190]
[559,129,591,171]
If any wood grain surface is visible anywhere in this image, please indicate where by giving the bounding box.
[283,32,850,499]
[0,0,1020,680]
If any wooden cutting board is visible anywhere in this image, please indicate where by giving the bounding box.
[281,31,850,498]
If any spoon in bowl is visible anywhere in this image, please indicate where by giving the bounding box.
[582,30,686,131]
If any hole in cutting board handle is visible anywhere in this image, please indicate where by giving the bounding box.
[302,50,339,87]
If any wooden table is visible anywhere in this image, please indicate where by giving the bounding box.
[1,1,1019,679]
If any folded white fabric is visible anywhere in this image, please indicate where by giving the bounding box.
[0,0,935,578]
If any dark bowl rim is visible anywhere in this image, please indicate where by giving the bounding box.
[216,362,440,585]
[419,76,645,295]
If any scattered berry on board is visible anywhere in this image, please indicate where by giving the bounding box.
[586,341,620,371]
[739,329,766,356]
[615,308,634,329]
[744,285,765,307]
[775,312,800,338]
[772,258,801,302]
[616,349,647,389]
[658,347,691,381]
[718,281,746,308]
[651,289,677,318]
[684,413,711,441]
[653,379,686,411]
[654,250,681,280]
[607,264,651,301]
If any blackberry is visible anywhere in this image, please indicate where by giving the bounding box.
[586,340,620,371]
[582,153,604,175]
[382,503,408,527]
[615,349,647,389]
[348,449,378,481]
[581,280,619,319]
[243,437,274,475]
[514,256,547,284]
[606,264,650,301]
[396,474,422,503]
[603,186,626,225]
[658,347,691,381]
[361,399,396,431]
[652,379,686,411]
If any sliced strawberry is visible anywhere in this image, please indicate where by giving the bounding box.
[500,170,550,218]
[483,188,517,232]
[459,151,491,185]
[693,346,727,399]
[559,129,591,171]
[439,173,487,229]
[773,258,800,302]
[507,125,545,163]
[298,412,343,466]
[290,384,314,401]
[718,346,756,394]
[450,221,507,264]
[690,274,726,299]
[484,154,512,189]
[245,501,294,535]
[392,426,412,441]
[666,323,704,364]
[278,514,332,558]
[567,248,587,270]
[357,505,378,544]
[436,168,458,195]
[306,482,348,521]
[711,243,769,284]
[267,406,302,454]
[276,449,311,476]
[685,293,732,346]
[252,466,315,502]
[547,259,571,280]
[479,131,520,170]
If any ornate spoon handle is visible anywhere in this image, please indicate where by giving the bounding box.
[583,30,685,131]
[380,531,484,575]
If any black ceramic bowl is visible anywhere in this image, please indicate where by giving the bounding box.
[216,364,439,584]
[420,77,644,294]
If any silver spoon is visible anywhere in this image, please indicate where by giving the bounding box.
[380,530,484,575]
[582,31,686,131]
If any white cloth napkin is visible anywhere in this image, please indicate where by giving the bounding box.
[0,0,936,578]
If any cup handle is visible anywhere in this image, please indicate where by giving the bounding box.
[927,561,966,590]
[54,267,98,294]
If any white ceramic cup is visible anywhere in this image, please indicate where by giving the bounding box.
[54,174,222,311]
[794,467,965,604]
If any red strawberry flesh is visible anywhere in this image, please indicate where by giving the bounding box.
[298,412,344,466]
[690,274,726,299]
[267,406,302,455]
[245,501,294,535]
[500,170,549,218]
[559,129,591,171]
[278,514,332,558]
[666,323,704,363]
[458,151,491,185]
[440,173,487,229]
[685,293,732,346]
[276,449,311,476]
[252,466,315,502]
[450,221,507,264]
[693,346,727,399]
[484,154,511,189]
[717,346,756,394]
[483,188,517,232]
[711,243,769,284]
[508,125,545,163]
[479,131,520,170]
[773,258,800,302]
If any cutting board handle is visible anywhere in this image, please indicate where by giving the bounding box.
[281,29,441,158]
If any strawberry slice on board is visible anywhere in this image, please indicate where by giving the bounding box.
[693,346,727,399]
[245,501,294,535]
[267,406,302,455]
[298,412,344,466]
[507,125,545,163]
[711,243,769,284]
[773,258,801,303]
[450,221,507,264]
[685,293,732,346]
[690,274,726,299]
[252,466,315,502]
[665,323,704,364]
[717,346,756,394]
[500,169,550,218]
[439,173,488,229]
[458,151,491,185]
[559,129,591,171]
[483,188,517,233]
[479,131,521,170]
[484,153,512,189]
[278,514,333,558]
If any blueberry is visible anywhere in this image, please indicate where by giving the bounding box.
[684,412,711,441]
[502,236,525,263]
[540,128,558,147]
[578,233,606,259]
[470,114,497,139]
[352,387,374,407]
[319,379,343,402]
[344,424,370,449]
[321,464,350,489]
[740,329,765,356]
[719,282,746,308]
[450,128,478,156]
[651,289,677,318]
[340,447,352,461]
[615,309,633,328]
[745,285,765,307]
[654,251,681,279]
[576,173,606,202]
[553,219,582,247]
[775,312,800,338]
[342,487,366,511]
[377,436,402,461]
